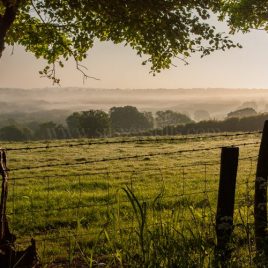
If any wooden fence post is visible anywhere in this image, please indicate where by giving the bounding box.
[255,120,268,260]
[0,150,15,243]
[215,146,239,264]
[0,149,39,267]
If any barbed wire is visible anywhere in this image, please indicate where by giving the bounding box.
[9,155,258,181]
[4,131,262,152]
[9,141,260,172]
[0,129,261,266]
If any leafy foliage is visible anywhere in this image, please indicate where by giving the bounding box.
[0,125,30,141]
[155,110,193,128]
[227,107,257,119]
[110,106,152,133]
[0,0,239,82]
[143,113,268,136]
[35,121,68,139]
[66,110,110,137]
[221,0,268,33]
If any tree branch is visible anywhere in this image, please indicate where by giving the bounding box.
[75,61,100,83]
[30,0,46,24]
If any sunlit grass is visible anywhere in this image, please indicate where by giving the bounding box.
[1,132,261,267]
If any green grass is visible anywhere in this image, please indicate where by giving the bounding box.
[1,132,261,267]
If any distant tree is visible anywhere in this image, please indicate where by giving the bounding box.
[143,112,154,129]
[193,110,211,122]
[239,101,258,111]
[35,121,58,140]
[66,110,110,137]
[227,107,257,119]
[110,106,152,133]
[0,125,28,141]
[34,121,69,140]
[143,113,268,136]
[26,121,41,132]
[66,112,81,137]
[155,110,193,128]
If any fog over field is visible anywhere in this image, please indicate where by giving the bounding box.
[1,87,268,122]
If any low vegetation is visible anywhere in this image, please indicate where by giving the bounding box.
[3,131,260,267]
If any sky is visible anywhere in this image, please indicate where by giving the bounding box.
[1,28,268,89]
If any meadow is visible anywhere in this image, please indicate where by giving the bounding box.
[1,132,262,267]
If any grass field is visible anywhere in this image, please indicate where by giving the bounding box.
[1,132,262,267]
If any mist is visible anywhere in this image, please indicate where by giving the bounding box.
[0,88,268,125]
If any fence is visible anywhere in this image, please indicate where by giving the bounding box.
[0,128,266,267]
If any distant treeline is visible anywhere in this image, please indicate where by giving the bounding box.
[0,106,267,141]
[0,106,193,141]
[138,113,268,136]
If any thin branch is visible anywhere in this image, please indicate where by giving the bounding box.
[76,60,100,83]
[10,45,14,55]
[176,56,189,66]
[30,0,46,23]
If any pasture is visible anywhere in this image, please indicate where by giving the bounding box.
[1,132,261,267]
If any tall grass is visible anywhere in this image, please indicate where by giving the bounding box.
[71,186,255,267]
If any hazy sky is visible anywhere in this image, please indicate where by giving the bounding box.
[1,28,268,89]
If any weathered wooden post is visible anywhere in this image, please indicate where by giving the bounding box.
[0,150,14,242]
[255,120,268,261]
[215,146,239,265]
[0,149,39,267]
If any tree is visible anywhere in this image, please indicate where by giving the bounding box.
[35,121,57,140]
[0,125,29,141]
[155,110,193,128]
[110,106,152,133]
[221,1,268,33]
[227,107,257,119]
[0,1,238,82]
[143,112,154,129]
[35,121,69,140]
[66,110,110,137]
[66,112,81,136]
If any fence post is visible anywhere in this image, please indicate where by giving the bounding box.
[0,150,15,243]
[255,120,268,260]
[0,149,39,267]
[215,146,239,264]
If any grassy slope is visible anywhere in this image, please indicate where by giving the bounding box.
[1,133,260,267]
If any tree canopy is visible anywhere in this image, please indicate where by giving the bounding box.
[110,106,152,132]
[155,110,192,128]
[0,125,29,141]
[67,110,110,137]
[221,0,268,33]
[0,0,239,82]
[227,107,257,119]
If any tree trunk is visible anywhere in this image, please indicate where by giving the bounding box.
[0,2,19,58]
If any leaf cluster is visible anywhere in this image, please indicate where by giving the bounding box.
[220,0,268,33]
[1,0,239,81]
